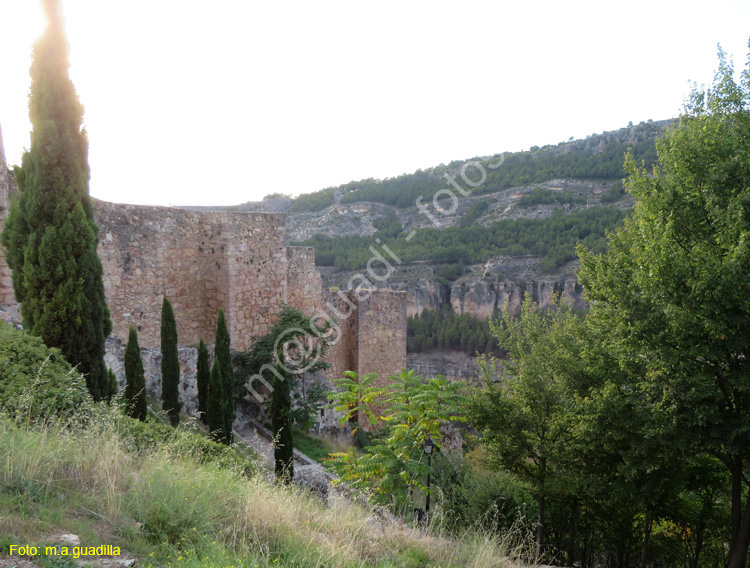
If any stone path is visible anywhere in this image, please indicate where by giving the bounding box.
[234,423,307,469]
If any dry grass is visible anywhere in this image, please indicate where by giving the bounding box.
[0,409,524,567]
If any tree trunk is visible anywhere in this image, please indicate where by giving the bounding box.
[536,460,547,564]
[728,491,750,568]
[536,492,546,564]
[567,499,578,567]
[640,510,653,568]
[732,458,743,555]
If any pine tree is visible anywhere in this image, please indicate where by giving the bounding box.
[0,0,111,400]
[214,310,234,444]
[124,327,147,421]
[160,296,180,427]
[206,359,225,444]
[196,338,210,423]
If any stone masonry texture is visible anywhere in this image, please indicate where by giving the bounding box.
[0,154,407,418]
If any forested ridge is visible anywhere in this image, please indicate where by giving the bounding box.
[289,120,666,213]
[297,206,627,272]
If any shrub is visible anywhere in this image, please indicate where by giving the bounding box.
[116,414,258,478]
[0,321,92,421]
[432,451,534,533]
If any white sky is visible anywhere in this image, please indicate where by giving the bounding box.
[0,1,748,207]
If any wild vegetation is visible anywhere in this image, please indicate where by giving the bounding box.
[0,326,521,568]
[236,305,332,482]
[289,121,663,213]
[298,206,626,273]
[407,305,502,357]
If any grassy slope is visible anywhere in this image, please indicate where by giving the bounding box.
[0,410,520,568]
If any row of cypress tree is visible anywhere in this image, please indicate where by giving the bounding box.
[122,302,235,445]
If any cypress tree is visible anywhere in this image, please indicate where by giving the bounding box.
[124,327,147,421]
[0,0,112,400]
[269,364,294,483]
[160,296,180,427]
[105,368,118,403]
[214,310,234,444]
[206,359,226,444]
[196,339,210,423]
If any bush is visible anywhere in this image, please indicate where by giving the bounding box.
[116,415,258,478]
[432,452,534,533]
[0,321,92,421]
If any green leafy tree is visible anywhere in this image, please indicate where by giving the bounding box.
[578,49,750,568]
[196,339,210,423]
[124,327,147,421]
[206,358,225,444]
[0,0,112,400]
[327,370,466,517]
[468,297,585,562]
[160,296,180,427]
[237,305,331,483]
[214,309,234,444]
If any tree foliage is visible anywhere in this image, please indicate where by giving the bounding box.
[206,358,225,444]
[237,305,331,482]
[577,48,750,568]
[214,309,234,445]
[288,123,663,213]
[0,321,92,421]
[124,327,147,422]
[327,370,466,516]
[297,206,625,273]
[160,296,180,427]
[469,297,585,561]
[1,0,112,401]
[407,305,501,356]
[196,338,210,424]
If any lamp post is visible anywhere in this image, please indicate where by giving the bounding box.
[423,435,435,524]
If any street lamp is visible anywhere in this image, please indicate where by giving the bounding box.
[423,435,436,523]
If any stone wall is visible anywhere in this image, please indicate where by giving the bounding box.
[0,156,408,423]
[95,201,288,350]
[357,290,408,391]
[286,246,323,316]
[321,289,359,383]
[104,335,214,416]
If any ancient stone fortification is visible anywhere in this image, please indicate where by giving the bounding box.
[0,135,407,419]
[96,201,295,351]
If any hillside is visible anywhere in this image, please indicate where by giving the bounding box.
[0,408,519,568]
[189,120,673,364]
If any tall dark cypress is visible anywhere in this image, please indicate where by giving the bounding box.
[206,359,225,444]
[124,327,147,421]
[196,339,210,423]
[270,364,294,483]
[160,296,180,426]
[214,310,234,444]
[0,0,111,400]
